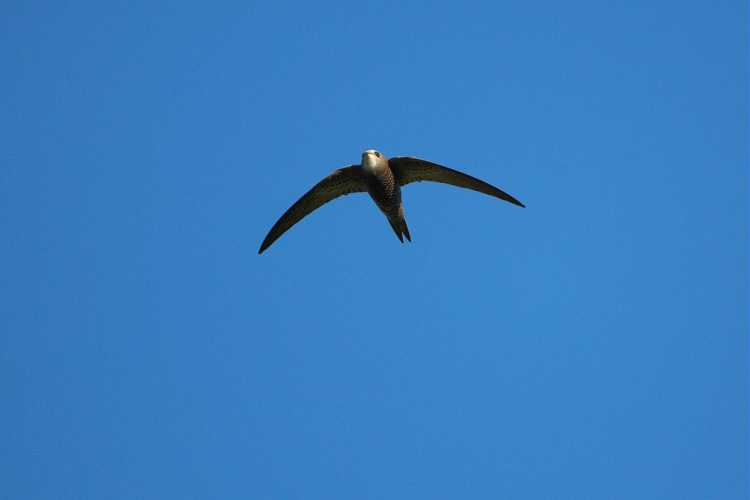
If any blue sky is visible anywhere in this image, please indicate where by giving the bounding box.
[1,1,747,497]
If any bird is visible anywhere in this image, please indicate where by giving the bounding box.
[258,150,524,254]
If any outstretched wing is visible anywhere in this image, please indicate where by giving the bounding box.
[388,157,525,208]
[259,166,367,253]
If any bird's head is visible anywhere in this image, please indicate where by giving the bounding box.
[361,150,385,173]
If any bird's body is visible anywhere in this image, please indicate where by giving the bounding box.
[258,150,524,254]
[360,150,411,243]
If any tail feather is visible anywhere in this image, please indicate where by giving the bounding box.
[388,218,411,243]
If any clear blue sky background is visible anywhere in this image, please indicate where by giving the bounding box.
[1,1,747,497]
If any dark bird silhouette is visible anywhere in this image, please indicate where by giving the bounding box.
[258,150,524,253]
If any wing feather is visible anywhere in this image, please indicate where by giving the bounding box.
[258,166,366,253]
[388,157,525,208]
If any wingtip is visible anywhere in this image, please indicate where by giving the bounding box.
[506,195,525,208]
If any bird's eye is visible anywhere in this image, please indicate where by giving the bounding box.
[375,152,381,157]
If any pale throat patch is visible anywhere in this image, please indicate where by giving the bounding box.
[361,152,380,174]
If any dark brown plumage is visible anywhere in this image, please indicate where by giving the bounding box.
[258,150,524,254]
